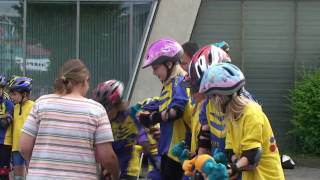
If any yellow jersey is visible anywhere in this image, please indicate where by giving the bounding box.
[190,101,202,153]
[12,100,34,151]
[225,102,285,180]
[158,76,192,162]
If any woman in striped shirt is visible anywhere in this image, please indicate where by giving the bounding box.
[19,59,119,180]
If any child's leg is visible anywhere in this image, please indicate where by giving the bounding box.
[12,151,26,180]
[0,144,12,180]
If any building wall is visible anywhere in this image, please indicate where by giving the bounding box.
[130,0,201,104]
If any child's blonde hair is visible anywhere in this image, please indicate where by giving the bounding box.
[212,94,252,121]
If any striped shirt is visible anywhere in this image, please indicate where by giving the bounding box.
[22,94,114,180]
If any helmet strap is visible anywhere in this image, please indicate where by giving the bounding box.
[19,94,24,115]
[164,62,174,81]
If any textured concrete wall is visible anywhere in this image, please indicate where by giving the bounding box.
[130,0,201,104]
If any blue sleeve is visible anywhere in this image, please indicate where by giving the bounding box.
[137,128,148,145]
[4,100,14,124]
[199,99,209,125]
[168,76,189,112]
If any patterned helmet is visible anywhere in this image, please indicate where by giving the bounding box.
[199,63,245,95]
[142,38,183,68]
[92,80,124,111]
[0,75,7,87]
[183,45,231,93]
[8,76,32,92]
[213,41,230,53]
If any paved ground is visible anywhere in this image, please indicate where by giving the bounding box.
[139,165,320,180]
[284,166,320,180]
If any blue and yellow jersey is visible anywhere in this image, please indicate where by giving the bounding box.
[190,101,203,153]
[111,109,145,177]
[12,99,34,151]
[158,75,192,162]
[199,99,226,152]
[0,98,14,145]
[225,102,285,180]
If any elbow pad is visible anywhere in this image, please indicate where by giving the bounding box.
[241,147,262,166]
[197,128,211,150]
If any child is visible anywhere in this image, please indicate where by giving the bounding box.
[135,97,163,180]
[199,63,285,180]
[8,76,34,180]
[183,45,231,155]
[181,41,199,72]
[139,38,192,180]
[93,80,147,180]
[0,75,14,180]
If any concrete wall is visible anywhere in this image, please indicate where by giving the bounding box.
[130,0,201,104]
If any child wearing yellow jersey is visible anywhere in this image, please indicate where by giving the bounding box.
[93,80,148,180]
[139,38,192,180]
[8,76,34,180]
[199,63,284,180]
[0,75,14,180]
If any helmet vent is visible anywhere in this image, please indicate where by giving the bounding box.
[223,67,234,76]
[208,53,212,65]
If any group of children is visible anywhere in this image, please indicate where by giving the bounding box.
[0,75,33,180]
[100,38,284,180]
[89,38,285,180]
[0,37,285,180]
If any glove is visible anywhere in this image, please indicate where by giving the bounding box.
[227,163,240,180]
[0,118,9,128]
[138,111,152,127]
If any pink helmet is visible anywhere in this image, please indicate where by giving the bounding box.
[92,80,124,111]
[142,38,183,68]
[183,45,231,93]
[199,63,245,95]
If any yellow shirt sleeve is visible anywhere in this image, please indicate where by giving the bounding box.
[241,113,263,151]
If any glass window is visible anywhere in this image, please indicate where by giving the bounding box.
[26,1,76,96]
[22,1,154,98]
[79,1,153,91]
[0,0,24,78]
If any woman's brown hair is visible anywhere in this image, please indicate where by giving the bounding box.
[54,59,89,95]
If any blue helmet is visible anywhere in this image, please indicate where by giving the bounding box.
[8,76,32,92]
[199,63,245,96]
[0,75,7,87]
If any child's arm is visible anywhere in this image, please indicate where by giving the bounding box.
[161,77,189,122]
[20,133,36,160]
[197,99,211,155]
[0,100,14,128]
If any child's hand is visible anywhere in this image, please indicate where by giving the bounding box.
[0,117,9,128]
[150,126,160,140]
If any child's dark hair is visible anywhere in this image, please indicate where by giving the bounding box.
[182,41,199,58]
[54,59,89,95]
